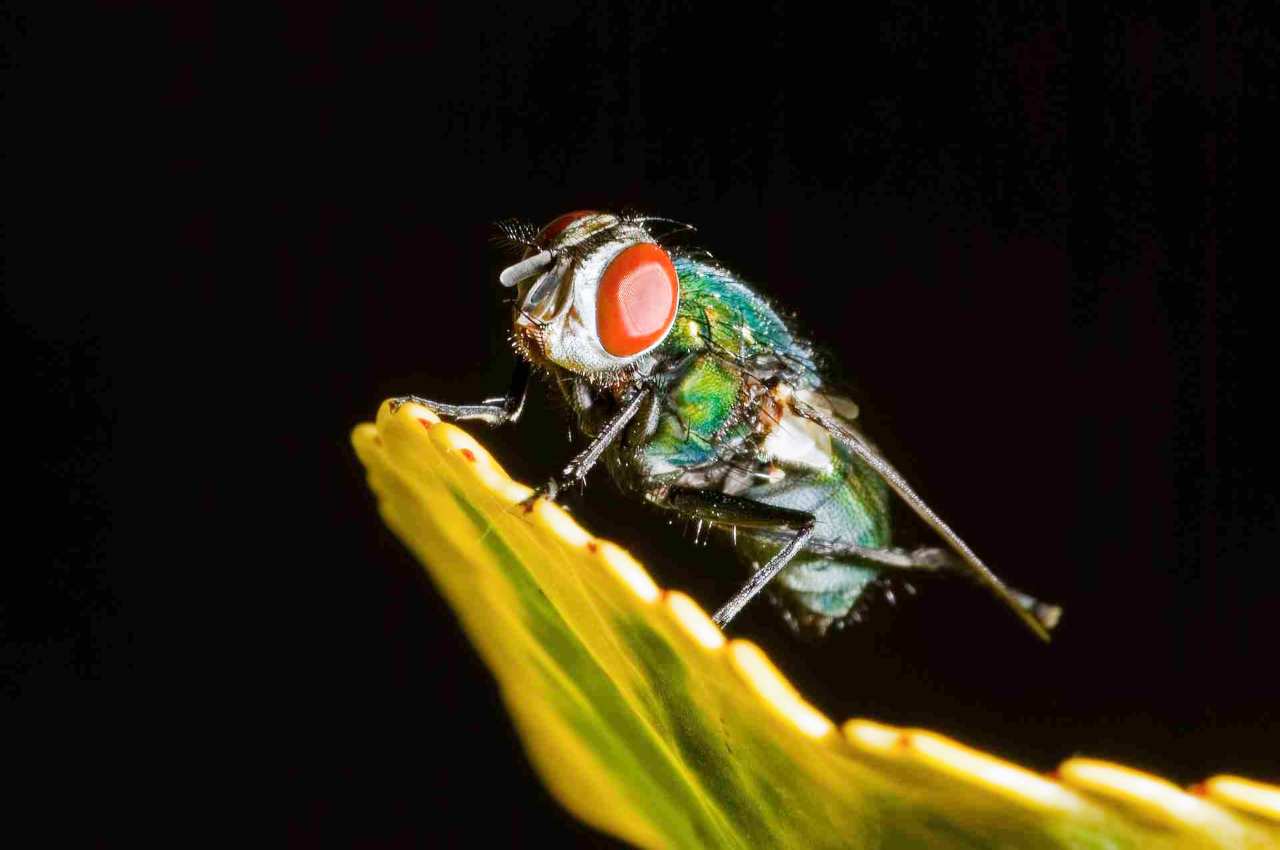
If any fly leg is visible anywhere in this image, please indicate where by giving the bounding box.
[519,383,652,508]
[790,397,1054,641]
[655,488,816,628]
[803,538,1062,632]
[389,360,531,426]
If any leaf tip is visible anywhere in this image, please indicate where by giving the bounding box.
[1058,758,1224,828]
[729,640,833,739]
[908,730,1081,812]
[596,541,660,603]
[1197,776,1280,823]
[664,591,725,650]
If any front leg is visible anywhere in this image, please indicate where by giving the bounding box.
[521,382,652,508]
[390,361,530,426]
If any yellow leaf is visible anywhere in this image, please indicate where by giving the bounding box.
[352,400,1280,850]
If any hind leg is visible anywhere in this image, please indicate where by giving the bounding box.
[801,538,1062,632]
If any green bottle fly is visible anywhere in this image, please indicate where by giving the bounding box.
[394,211,1060,640]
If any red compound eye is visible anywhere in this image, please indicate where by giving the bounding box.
[596,243,679,357]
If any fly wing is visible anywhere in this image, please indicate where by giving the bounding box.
[789,393,1057,642]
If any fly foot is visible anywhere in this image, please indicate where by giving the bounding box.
[388,395,432,414]
[518,478,561,513]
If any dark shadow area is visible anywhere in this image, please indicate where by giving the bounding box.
[5,2,1276,845]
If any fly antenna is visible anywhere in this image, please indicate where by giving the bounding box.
[499,250,553,288]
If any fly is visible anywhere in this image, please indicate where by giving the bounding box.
[392,211,1061,640]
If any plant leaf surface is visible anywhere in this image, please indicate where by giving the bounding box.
[352,400,1280,850]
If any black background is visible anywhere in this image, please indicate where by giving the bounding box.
[5,2,1278,846]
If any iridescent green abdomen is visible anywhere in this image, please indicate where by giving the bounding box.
[738,429,892,630]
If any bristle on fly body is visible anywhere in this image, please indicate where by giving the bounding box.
[495,218,540,252]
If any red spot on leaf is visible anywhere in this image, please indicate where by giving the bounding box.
[418,418,433,430]
[461,448,475,462]
[587,541,599,554]
[1189,782,1208,797]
